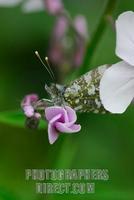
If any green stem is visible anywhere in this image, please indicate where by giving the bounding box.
[77,0,117,76]
[54,137,78,168]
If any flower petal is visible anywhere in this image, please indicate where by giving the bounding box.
[100,61,134,113]
[21,94,38,107]
[49,113,62,124]
[65,106,77,125]
[24,105,34,117]
[53,16,68,39]
[74,15,89,39]
[47,114,62,144]
[48,123,59,144]
[45,106,68,122]
[55,122,81,133]
[44,0,63,15]
[116,11,134,66]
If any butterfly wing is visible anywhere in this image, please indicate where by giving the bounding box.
[63,65,108,113]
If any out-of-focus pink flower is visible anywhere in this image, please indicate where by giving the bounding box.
[21,94,41,119]
[49,16,68,64]
[44,0,63,15]
[74,15,89,39]
[73,15,89,67]
[49,44,63,64]
[53,16,68,39]
[73,43,85,67]
[48,13,89,68]
[45,106,81,144]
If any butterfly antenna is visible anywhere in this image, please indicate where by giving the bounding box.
[45,56,65,106]
[35,51,55,81]
[45,57,55,81]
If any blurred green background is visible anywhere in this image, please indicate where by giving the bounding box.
[0,0,134,199]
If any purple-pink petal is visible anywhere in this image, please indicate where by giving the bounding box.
[23,105,34,117]
[49,113,62,124]
[53,16,68,39]
[55,122,81,133]
[45,106,68,122]
[44,0,63,15]
[65,106,77,123]
[49,44,63,64]
[74,44,85,67]
[27,94,38,102]
[48,113,62,144]
[23,94,38,105]
[74,15,88,39]
[48,123,59,144]
[21,94,40,119]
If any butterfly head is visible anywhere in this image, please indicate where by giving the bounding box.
[35,51,66,107]
[45,83,65,106]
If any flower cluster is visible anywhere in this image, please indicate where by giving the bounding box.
[49,15,88,68]
[21,94,41,129]
[21,94,81,144]
[46,1,89,68]
[21,94,40,118]
[49,12,89,68]
[0,0,89,68]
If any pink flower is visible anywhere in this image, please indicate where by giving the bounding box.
[49,16,68,64]
[73,41,85,67]
[21,94,41,119]
[44,0,63,15]
[45,106,81,144]
[74,15,89,39]
[53,16,68,39]
[73,15,89,67]
[49,43,63,64]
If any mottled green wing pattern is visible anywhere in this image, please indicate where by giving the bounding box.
[63,65,108,113]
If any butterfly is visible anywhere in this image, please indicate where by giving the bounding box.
[35,51,108,114]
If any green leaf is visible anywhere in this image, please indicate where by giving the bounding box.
[0,110,47,129]
[0,187,17,200]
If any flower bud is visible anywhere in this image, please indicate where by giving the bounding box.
[44,0,63,15]
[74,15,89,39]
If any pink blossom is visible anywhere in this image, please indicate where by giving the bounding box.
[49,43,63,64]
[49,16,68,64]
[21,94,41,119]
[53,16,68,39]
[44,0,63,15]
[74,15,88,39]
[73,41,85,67]
[45,106,81,144]
[73,15,89,67]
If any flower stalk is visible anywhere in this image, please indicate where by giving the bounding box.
[77,0,117,76]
